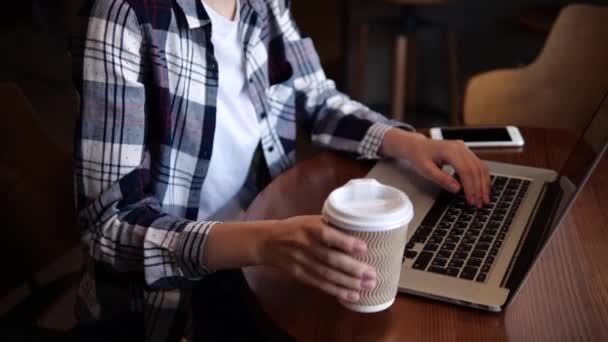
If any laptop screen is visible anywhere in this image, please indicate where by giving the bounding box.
[552,92,608,230]
[506,91,608,300]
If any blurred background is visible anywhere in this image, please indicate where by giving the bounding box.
[0,0,606,340]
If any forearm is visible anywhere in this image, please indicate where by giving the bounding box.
[202,220,278,272]
[380,128,426,159]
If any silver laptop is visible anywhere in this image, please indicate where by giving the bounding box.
[366,93,608,312]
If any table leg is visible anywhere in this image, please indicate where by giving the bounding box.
[392,33,408,121]
[391,6,417,122]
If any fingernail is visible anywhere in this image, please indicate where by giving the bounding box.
[354,241,367,254]
[362,279,376,290]
[346,292,360,302]
[450,183,460,193]
[362,270,376,281]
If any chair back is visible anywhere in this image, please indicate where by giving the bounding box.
[463,4,608,128]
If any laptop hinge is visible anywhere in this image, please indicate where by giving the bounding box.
[502,181,563,303]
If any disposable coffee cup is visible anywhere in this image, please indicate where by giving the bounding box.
[322,178,413,313]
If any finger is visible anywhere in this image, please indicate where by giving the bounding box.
[461,152,483,207]
[298,249,375,291]
[470,153,490,206]
[419,161,461,193]
[469,154,485,208]
[314,223,367,255]
[292,265,360,302]
[444,146,478,207]
[310,241,376,280]
[478,160,491,205]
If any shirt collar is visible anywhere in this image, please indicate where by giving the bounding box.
[176,0,265,29]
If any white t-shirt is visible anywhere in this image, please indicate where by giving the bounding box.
[198,0,260,221]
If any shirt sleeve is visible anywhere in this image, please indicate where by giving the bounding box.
[73,0,215,289]
[278,2,414,159]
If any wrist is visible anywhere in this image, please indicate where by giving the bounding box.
[251,220,279,266]
[381,128,426,159]
[203,220,278,271]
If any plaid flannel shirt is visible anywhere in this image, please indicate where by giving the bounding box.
[72,0,412,340]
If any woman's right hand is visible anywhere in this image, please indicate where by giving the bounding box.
[259,215,377,303]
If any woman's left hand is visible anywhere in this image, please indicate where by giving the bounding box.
[381,128,491,208]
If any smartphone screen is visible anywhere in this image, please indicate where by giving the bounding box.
[441,127,512,142]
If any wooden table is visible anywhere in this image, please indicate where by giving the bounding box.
[243,127,608,341]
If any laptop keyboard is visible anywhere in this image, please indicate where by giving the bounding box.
[403,175,531,283]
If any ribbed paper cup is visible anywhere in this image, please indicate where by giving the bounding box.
[322,178,413,313]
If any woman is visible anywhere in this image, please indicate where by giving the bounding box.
[72,0,490,340]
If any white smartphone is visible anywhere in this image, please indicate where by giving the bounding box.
[429,125,525,148]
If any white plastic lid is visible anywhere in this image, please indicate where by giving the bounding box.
[322,178,414,231]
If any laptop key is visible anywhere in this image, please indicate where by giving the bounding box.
[460,214,474,222]
[479,208,492,216]
[467,258,482,267]
[437,249,452,258]
[463,237,477,244]
[404,250,418,259]
[411,235,426,243]
[428,266,447,274]
[486,255,495,264]
[460,266,478,280]
[443,215,457,224]
[442,242,456,251]
[494,208,508,216]
[454,251,468,260]
[481,264,491,273]
[448,259,464,268]
[495,176,508,183]
[471,222,484,229]
[487,220,501,229]
[458,243,473,252]
[435,229,449,237]
[479,235,493,243]
[423,243,439,252]
[471,249,486,259]
[476,272,487,282]
[477,215,489,222]
[421,193,452,226]
[446,235,460,243]
[455,221,468,229]
[468,229,481,236]
[447,208,460,216]
[429,236,443,244]
[485,228,499,236]
[446,267,460,277]
[452,228,465,236]
[418,227,433,237]
[413,252,433,270]
[432,257,448,267]
[439,221,452,229]
[476,242,490,251]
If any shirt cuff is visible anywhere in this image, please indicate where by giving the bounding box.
[176,221,219,279]
[357,122,396,159]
